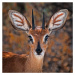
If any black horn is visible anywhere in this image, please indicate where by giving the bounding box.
[42,12,45,29]
[32,9,35,30]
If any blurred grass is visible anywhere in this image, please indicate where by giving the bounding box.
[3,3,73,72]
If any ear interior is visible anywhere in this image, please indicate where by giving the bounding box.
[46,9,68,30]
[8,10,31,31]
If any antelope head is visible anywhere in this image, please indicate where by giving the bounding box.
[8,9,68,59]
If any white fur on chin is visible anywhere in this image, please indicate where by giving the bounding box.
[34,51,45,60]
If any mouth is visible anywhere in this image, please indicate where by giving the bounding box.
[34,51,45,56]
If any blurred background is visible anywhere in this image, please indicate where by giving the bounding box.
[3,3,73,72]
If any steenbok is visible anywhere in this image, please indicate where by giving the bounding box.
[3,9,68,72]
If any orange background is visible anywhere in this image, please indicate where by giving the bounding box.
[3,3,73,72]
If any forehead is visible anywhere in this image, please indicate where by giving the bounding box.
[29,26,49,36]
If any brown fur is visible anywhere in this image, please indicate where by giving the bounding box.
[3,51,43,73]
[24,51,43,72]
[3,28,49,73]
[3,9,68,73]
[3,52,28,72]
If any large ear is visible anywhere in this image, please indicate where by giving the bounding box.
[8,10,31,33]
[46,9,68,31]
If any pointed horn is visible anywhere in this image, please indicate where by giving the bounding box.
[32,9,35,30]
[42,12,45,29]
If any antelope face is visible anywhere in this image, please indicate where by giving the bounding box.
[28,27,50,56]
[8,9,68,57]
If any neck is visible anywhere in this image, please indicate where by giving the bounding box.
[24,51,44,72]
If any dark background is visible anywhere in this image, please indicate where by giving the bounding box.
[3,3,73,72]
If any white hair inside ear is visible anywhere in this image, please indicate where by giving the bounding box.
[8,10,31,32]
[48,9,68,30]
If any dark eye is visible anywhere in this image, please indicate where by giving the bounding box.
[28,35,33,43]
[44,35,49,43]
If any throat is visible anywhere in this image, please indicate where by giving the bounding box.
[25,51,44,72]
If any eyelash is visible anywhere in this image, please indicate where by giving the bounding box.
[28,35,33,43]
[44,35,49,43]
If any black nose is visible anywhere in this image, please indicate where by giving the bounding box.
[36,42,42,55]
[36,48,42,55]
